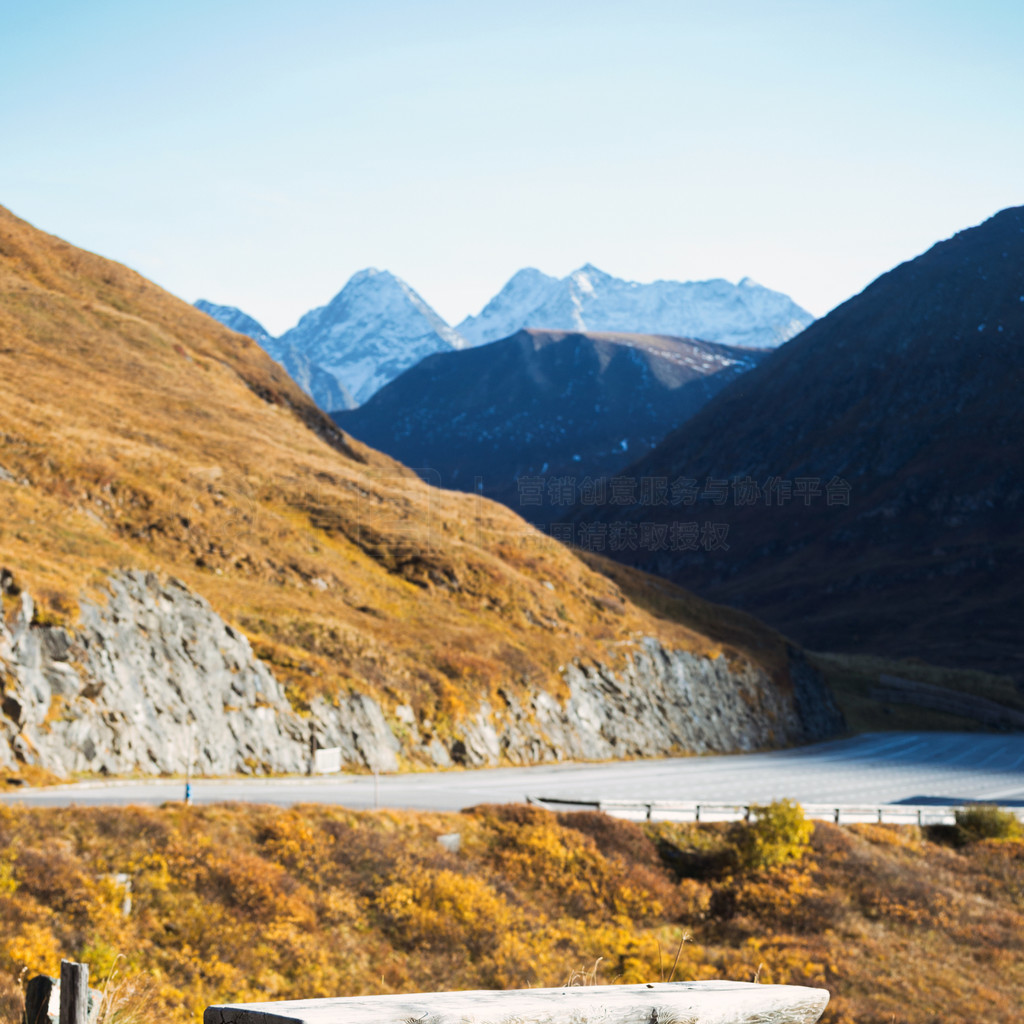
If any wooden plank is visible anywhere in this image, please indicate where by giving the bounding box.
[206,981,829,1024]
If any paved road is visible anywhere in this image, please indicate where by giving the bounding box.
[2,732,1023,811]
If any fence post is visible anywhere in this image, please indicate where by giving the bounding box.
[24,976,53,1024]
[59,961,88,1024]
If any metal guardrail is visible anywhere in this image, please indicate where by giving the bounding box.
[528,796,1024,826]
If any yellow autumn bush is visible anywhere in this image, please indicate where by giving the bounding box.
[0,803,1020,1024]
[375,867,517,956]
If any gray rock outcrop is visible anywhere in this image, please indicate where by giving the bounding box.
[447,641,842,767]
[0,570,841,778]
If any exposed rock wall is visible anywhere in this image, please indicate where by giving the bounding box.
[453,642,842,767]
[0,570,841,778]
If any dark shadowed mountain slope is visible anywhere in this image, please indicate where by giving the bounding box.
[333,329,767,523]
[565,206,1024,677]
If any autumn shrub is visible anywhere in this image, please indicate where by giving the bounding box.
[0,802,1022,1024]
[202,851,314,925]
[729,800,813,872]
[676,878,713,921]
[955,804,1023,844]
[374,867,517,957]
[471,805,678,923]
[715,867,848,932]
[645,821,735,881]
[969,837,1024,909]
[846,822,922,849]
[13,844,97,917]
[0,972,23,1024]
[556,811,665,869]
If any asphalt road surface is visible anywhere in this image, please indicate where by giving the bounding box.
[3,732,1022,812]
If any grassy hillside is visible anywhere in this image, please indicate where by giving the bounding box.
[0,204,803,752]
[808,651,1024,733]
[0,802,1021,1024]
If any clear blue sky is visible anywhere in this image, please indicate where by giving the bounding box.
[2,0,1022,334]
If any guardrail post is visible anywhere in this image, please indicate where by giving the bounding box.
[59,961,88,1024]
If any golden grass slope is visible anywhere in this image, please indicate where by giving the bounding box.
[0,204,800,743]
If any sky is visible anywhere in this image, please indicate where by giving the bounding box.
[2,0,1022,335]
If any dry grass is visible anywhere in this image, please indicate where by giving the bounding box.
[94,957,163,1024]
[0,203,798,758]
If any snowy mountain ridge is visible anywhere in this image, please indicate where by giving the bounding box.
[194,300,274,347]
[195,264,813,412]
[457,264,814,349]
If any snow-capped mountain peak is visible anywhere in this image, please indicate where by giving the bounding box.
[457,266,814,348]
[277,268,467,406]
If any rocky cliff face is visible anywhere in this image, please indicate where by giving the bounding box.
[0,571,842,778]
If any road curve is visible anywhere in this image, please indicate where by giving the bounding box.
[2,732,1022,812]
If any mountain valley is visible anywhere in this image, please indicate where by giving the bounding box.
[0,205,841,779]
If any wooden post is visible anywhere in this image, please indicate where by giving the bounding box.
[23,976,53,1024]
[59,961,88,1024]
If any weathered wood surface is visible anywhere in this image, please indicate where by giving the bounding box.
[23,975,54,1024]
[205,981,829,1024]
[58,962,88,1024]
